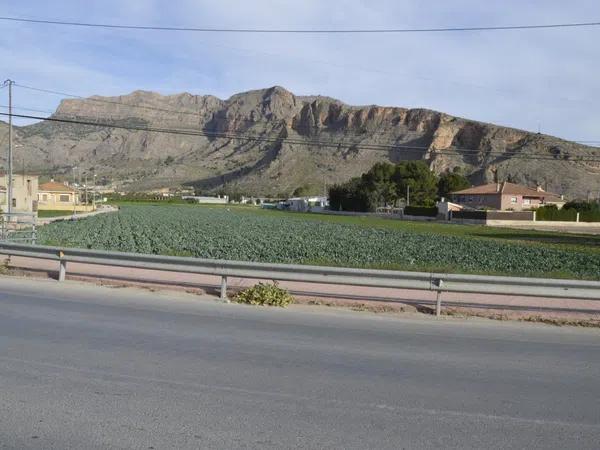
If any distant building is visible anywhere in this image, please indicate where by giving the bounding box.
[37,181,93,212]
[436,201,464,220]
[177,187,195,196]
[181,195,229,204]
[0,174,39,213]
[451,182,565,211]
[279,196,329,212]
[151,187,173,198]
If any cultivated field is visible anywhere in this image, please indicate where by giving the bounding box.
[38,204,600,279]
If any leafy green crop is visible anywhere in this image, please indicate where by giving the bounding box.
[234,282,293,307]
[37,205,600,279]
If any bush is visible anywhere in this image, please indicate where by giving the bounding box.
[404,206,438,217]
[563,200,600,212]
[233,281,293,307]
[536,206,577,221]
[563,200,600,222]
[579,211,600,222]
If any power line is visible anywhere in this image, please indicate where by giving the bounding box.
[6,82,600,150]
[0,110,595,159]
[0,110,443,151]
[13,83,600,145]
[14,83,203,117]
[2,111,600,162]
[1,16,599,33]
[12,82,496,139]
[0,104,56,114]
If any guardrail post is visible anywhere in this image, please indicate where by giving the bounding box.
[58,260,67,282]
[58,251,66,282]
[431,278,444,317]
[435,290,442,317]
[220,276,228,301]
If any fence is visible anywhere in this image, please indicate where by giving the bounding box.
[403,206,438,217]
[451,210,535,221]
[0,242,599,316]
[0,212,37,244]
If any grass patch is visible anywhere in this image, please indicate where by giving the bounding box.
[37,210,73,218]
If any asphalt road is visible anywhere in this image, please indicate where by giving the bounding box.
[0,277,599,449]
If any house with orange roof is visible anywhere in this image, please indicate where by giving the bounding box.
[451,181,565,211]
[37,181,93,212]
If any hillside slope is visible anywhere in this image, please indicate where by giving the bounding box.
[2,86,599,198]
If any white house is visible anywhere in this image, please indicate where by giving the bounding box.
[181,195,229,204]
[279,196,329,212]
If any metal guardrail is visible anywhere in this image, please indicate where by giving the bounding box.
[0,242,599,315]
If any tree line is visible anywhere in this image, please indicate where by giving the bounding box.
[328,161,470,212]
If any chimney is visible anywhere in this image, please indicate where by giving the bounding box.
[536,184,544,192]
[50,178,54,182]
[496,182,501,193]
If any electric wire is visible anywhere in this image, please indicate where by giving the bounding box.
[1,16,599,33]
[2,111,600,162]
[14,83,203,117]
[13,83,600,143]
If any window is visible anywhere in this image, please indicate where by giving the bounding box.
[12,198,16,207]
[511,197,517,204]
[27,179,32,195]
[42,194,48,202]
[59,194,71,203]
[523,198,531,205]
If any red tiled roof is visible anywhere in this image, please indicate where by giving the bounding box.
[452,182,563,201]
[39,181,78,193]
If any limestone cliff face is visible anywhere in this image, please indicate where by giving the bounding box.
[4,86,600,198]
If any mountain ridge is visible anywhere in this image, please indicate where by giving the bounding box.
[1,86,599,198]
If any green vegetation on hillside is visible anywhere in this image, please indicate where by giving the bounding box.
[37,204,600,280]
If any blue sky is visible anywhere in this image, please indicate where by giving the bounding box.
[0,0,598,143]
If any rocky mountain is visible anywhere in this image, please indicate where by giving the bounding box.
[1,86,599,198]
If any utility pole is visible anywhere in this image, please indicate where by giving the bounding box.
[3,80,14,215]
[92,173,97,210]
